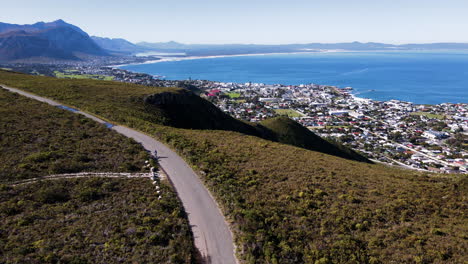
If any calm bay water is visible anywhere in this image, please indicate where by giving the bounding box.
[120,51,468,104]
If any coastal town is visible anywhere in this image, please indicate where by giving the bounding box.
[199,81,468,173]
[3,64,468,174]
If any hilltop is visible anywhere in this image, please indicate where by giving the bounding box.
[0,70,466,263]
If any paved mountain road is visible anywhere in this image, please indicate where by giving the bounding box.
[1,85,237,264]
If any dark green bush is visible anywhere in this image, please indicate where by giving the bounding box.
[0,178,195,263]
[78,187,104,202]
[35,186,70,204]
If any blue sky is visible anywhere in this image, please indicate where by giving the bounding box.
[2,0,468,44]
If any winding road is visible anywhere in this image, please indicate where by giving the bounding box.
[1,85,237,264]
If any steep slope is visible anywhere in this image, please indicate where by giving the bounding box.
[0,70,367,162]
[0,20,107,61]
[143,90,369,162]
[0,30,77,61]
[39,27,106,56]
[259,116,370,162]
[143,89,260,134]
[92,36,146,54]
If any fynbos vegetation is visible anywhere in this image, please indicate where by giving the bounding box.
[159,128,467,263]
[0,178,195,263]
[1,70,466,263]
[0,88,149,182]
[0,84,196,263]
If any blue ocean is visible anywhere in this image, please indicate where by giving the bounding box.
[120,51,468,104]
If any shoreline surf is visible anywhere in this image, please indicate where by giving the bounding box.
[110,50,351,68]
[117,51,468,105]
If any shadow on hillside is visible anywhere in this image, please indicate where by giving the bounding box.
[145,90,370,163]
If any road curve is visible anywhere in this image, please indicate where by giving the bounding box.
[1,85,237,264]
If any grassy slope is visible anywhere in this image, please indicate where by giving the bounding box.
[410,112,445,120]
[0,70,259,135]
[273,108,304,117]
[260,116,370,163]
[0,70,466,263]
[0,71,178,126]
[145,89,260,134]
[0,89,150,182]
[159,128,467,264]
[0,70,368,162]
[0,86,196,263]
[0,178,194,264]
[54,71,115,81]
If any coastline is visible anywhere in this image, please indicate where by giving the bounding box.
[112,51,468,105]
[111,49,349,68]
[112,51,382,104]
[110,48,443,68]
[112,55,395,105]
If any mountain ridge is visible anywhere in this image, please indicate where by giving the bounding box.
[138,40,468,50]
[91,36,149,54]
[0,20,107,62]
[136,41,468,56]
[0,19,88,36]
[2,19,468,61]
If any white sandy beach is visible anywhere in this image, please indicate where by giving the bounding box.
[112,49,351,68]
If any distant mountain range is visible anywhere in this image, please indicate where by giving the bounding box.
[1,19,468,62]
[138,41,468,56]
[0,20,107,62]
[91,36,149,54]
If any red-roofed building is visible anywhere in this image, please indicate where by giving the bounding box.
[207,89,221,97]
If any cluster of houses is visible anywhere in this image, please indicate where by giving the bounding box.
[46,66,468,174]
[197,80,468,173]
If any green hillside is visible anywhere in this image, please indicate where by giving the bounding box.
[259,116,370,162]
[0,70,367,162]
[0,89,150,182]
[162,128,467,263]
[0,178,195,263]
[0,70,466,263]
[0,86,196,263]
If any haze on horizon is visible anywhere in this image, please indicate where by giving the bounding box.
[3,0,468,45]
